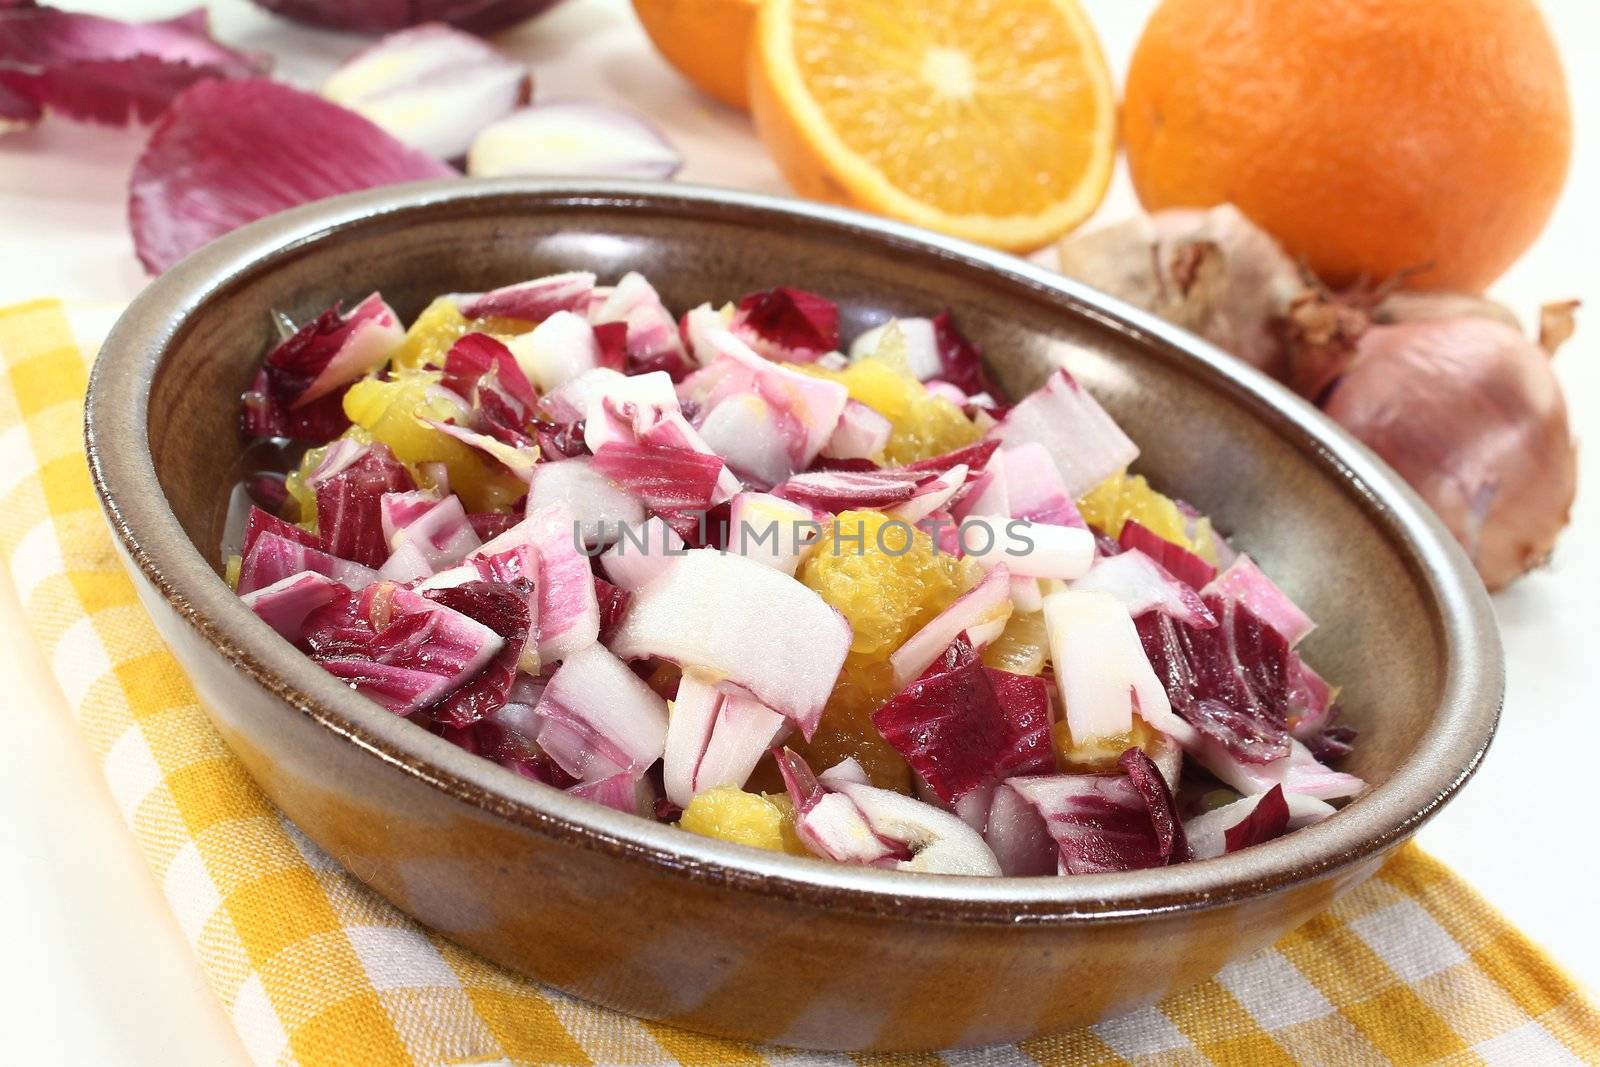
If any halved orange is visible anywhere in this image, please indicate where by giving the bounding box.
[749,0,1117,252]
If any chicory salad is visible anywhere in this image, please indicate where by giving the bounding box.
[225,271,1362,877]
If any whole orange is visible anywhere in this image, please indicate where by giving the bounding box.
[632,0,758,111]
[1122,0,1571,292]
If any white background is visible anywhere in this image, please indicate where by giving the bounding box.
[1,1,1595,1063]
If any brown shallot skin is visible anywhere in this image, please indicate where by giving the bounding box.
[1057,205,1303,379]
[1321,318,1576,590]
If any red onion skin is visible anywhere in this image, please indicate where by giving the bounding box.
[249,0,564,34]
[1321,318,1576,590]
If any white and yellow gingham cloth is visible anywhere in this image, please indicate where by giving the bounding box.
[2,297,1595,1067]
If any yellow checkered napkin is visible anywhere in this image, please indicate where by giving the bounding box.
[1,297,1594,1067]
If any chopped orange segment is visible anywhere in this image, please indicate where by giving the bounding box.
[799,510,966,658]
[1077,471,1220,564]
[392,298,470,370]
[788,652,911,791]
[796,349,982,465]
[391,296,532,371]
[679,787,811,855]
[750,0,1116,252]
[981,610,1048,675]
[283,428,372,533]
[1054,716,1163,775]
[795,510,970,790]
[343,369,524,513]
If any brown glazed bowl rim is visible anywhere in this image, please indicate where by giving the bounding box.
[85,180,1502,925]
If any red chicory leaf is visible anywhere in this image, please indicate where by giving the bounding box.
[236,530,376,596]
[773,745,825,811]
[298,582,366,655]
[872,636,1053,804]
[593,320,628,372]
[805,456,881,473]
[591,441,726,512]
[1286,657,1336,736]
[1305,723,1358,763]
[1119,519,1217,590]
[1118,746,1187,862]
[449,714,579,790]
[239,505,318,560]
[314,443,416,567]
[1049,780,1168,874]
[240,570,345,642]
[899,438,999,474]
[317,658,458,714]
[307,583,503,714]
[733,286,839,361]
[593,575,630,643]
[455,271,593,323]
[1134,596,1297,764]
[771,466,936,511]
[930,310,995,399]
[443,331,537,413]
[0,5,267,130]
[129,78,454,273]
[240,374,350,443]
[532,643,669,779]
[421,580,530,728]
[467,510,520,542]
[240,293,400,443]
[529,417,589,459]
[1223,784,1291,853]
[1183,697,1291,765]
[1201,554,1314,646]
[982,668,1055,776]
[244,471,290,514]
[874,645,1010,804]
[473,377,535,447]
[0,77,40,130]
[652,796,683,822]
[1001,774,1167,875]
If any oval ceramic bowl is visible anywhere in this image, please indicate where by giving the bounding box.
[86,181,1501,1051]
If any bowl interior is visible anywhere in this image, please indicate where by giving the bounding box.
[149,190,1438,788]
[99,182,1499,914]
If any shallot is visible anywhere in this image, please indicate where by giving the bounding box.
[1061,203,1579,590]
[321,24,531,161]
[1058,204,1304,378]
[1313,312,1578,589]
[466,101,683,180]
